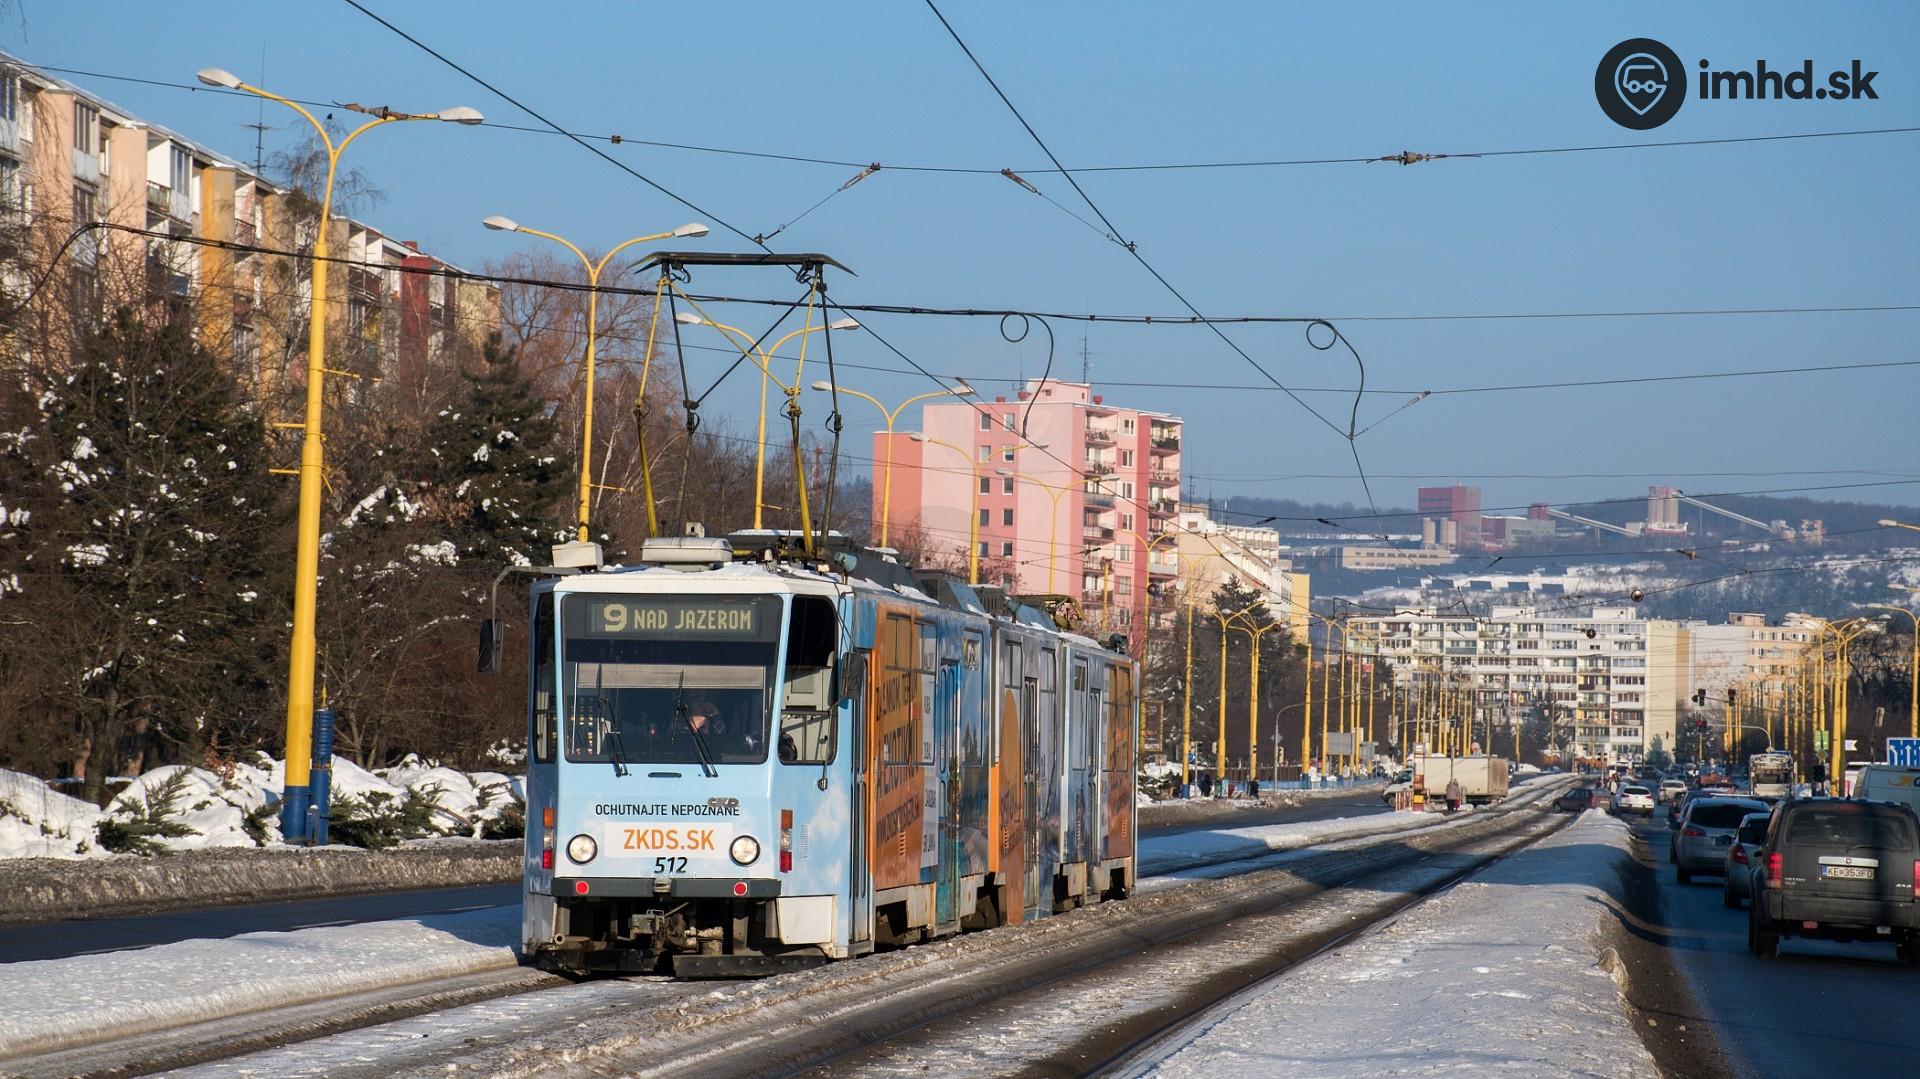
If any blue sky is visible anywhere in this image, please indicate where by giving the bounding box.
[11,2,1917,515]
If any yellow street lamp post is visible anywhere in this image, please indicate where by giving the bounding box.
[1869,601,1919,740]
[1205,602,1263,784]
[997,469,1070,594]
[1816,618,1874,792]
[482,217,708,544]
[821,383,975,547]
[674,313,858,531]
[906,431,982,584]
[196,67,483,842]
[1230,611,1286,782]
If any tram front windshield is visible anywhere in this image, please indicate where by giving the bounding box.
[562,594,780,766]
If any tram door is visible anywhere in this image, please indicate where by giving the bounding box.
[846,650,872,945]
[935,653,960,929]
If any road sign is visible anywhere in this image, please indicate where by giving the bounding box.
[1889,738,1920,767]
[1325,731,1356,755]
[1844,739,1859,752]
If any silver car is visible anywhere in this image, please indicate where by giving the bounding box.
[1721,811,1772,907]
[1675,796,1768,883]
[1658,778,1689,805]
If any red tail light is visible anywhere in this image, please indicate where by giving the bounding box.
[1682,827,1706,838]
[780,850,793,872]
[1730,846,1748,866]
[1766,852,1783,888]
[541,848,554,870]
[1912,860,1919,899]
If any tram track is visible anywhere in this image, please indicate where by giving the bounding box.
[0,781,1570,1078]
[501,782,1573,1078]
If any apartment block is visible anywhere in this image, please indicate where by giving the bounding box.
[0,52,496,396]
[1172,502,1295,624]
[1353,604,1684,764]
[884,379,1180,631]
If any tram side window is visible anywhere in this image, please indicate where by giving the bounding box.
[531,593,555,762]
[779,595,838,765]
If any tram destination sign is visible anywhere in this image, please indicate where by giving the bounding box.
[579,596,769,639]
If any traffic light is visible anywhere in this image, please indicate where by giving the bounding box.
[1693,688,1707,707]
[1726,688,1737,706]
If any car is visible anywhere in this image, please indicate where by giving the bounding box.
[1658,778,1690,805]
[1674,796,1769,883]
[1612,784,1656,816]
[1854,765,1920,817]
[1748,798,1920,961]
[1381,780,1412,804]
[1553,787,1600,812]
[1721,811,1772,908]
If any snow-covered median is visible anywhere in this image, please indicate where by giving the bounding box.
[1141,810,1656,1078]
[0,906,520,1058]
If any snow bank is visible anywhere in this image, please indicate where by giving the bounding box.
[0,755,526,863]
[0,771,102,860]
[0,906,520,1057]
[1144,811,1657,1078]
[1139,810,1437,875]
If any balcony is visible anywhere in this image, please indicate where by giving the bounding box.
[1149,435,1180,454]
[1083,426,1116,446]
[1082,525,1115,542]
[1083,489,1115,509]
[1148,554,1178,577]
[235,218,258,247]
[1084,460,1115,476]
[1148,499,1178,517]
[147,181,170,211]
[1148,468,1178,486]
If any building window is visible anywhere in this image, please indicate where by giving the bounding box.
[73,102,98,153]
[979,477,990,495]
[979,508,989,526]
[1120,513,1133,531]
[0,154,20,218]
[978,445,990,462]
[170,145,192,195]
[980,412,992,431]
[1001,413,1015,431]
[1001,478,1014,495]
[1002,508,1014,526]
[1003,445,1015,462]
[233,321,258,365]
[1001,541,1013,557]
[1122,418,1135,433]
[0,71,17,123]
[979,542,990,558]
[1119,449,1133,467]
[1117,543,1131,562]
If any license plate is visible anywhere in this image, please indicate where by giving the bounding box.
[1713,835,1731,846]
[1822,864,1874,880]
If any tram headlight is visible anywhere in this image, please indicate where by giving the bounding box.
[729,834,761,866]
[566,833,598,865]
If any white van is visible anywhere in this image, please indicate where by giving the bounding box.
[1854,764,1920,815]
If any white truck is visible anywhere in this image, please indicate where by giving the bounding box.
[1411,754,1510,806]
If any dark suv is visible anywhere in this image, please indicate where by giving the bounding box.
[1748,798,1920,962]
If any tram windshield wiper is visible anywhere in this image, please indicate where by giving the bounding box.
[674,673,718,778]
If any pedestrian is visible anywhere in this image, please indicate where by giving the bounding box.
[1445,777,1464,813]
[1248,778,1260,799]
[1199,771,1215,798]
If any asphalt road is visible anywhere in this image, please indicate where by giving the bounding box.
[1138,791,1390,838]
[1633,808,1920,1078]
[0,882,521,964]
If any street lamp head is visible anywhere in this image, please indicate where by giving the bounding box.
[671,223,711,238]
[481,215,521,233]
[436,106,487,125]
[196,67,243,89]
[908,432,929,443]
[828,318,861,331]
[995,468,1015,478]
[674,312,708,326]
[950,381,977,396]
[1880,519,1903,529]
[809,380,834,392]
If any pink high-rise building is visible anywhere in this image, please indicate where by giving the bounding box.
[876,380,1182,633]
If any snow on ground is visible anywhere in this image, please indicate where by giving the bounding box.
[1139,809,1437,875]
[0,906,520,1058]
[0,756,525,861]
[1140,810,1656,1078]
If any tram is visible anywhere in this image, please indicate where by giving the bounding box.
[507,533,1138,977]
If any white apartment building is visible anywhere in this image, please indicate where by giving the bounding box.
[1352,605,1684,764]
[1173,502,1295,625]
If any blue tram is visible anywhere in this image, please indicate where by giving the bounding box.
[516,534,1138,977]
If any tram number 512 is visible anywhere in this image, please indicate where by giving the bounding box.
[653,857,688,875]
